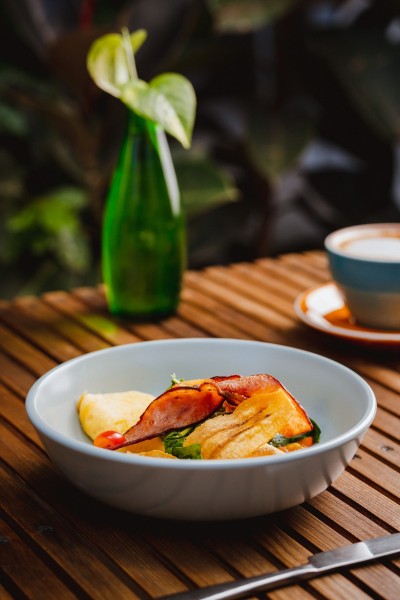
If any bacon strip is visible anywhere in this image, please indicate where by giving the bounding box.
[112,380,225,449]
[217,374,281,408]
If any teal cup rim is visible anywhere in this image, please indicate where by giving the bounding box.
[325,223,400,293]
[324,223,400,264]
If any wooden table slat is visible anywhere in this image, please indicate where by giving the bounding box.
[1,250,399,600]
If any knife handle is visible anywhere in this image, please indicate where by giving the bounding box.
[164,563,316,600]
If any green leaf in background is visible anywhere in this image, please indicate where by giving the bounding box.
[0,150,25,201]
[121,73,196,148]
[311,30,400,141]
[246,106,316,181]
[87,29,147,97]
[7,186,90,273]
[207,0,300,33]
[174,150,239,218]
[0,102,29,137]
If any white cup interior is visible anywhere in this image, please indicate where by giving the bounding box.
[326,223,400,262]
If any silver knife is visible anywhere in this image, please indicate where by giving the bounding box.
[163,532,400,600]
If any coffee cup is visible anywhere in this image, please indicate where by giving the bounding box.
[324,223,400,330]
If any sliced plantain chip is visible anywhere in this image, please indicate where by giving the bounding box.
[184,387,312,459]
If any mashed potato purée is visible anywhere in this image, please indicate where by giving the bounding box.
[77,390,155,441]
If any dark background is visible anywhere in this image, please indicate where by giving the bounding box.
[1,0,399,299]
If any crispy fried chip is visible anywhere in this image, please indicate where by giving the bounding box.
[184,387,312,459]
[128,450,178,459]
[248,443,285,457]
[117,437,164,454]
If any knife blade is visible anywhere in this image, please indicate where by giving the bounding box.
[163,532,400,600]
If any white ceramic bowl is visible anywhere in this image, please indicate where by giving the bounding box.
[26,338,376,521]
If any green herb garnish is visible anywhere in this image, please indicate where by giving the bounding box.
[170,373,183,386]
[310,419,321,444]
[270,419,321,448]
[163,427,202,460]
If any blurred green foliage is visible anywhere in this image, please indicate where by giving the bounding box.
[6,187,89,272]
[0,0,399,299]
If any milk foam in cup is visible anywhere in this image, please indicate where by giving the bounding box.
[324,223,400,329]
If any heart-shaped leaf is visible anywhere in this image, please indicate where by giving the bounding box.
[120,73,196,148]
[87,29,147,97]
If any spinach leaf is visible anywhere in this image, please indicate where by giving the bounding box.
[171,443,202,460]
[170,372,183,386]
[270,419,321,448]
[310,419,321,444]
[163,426,202,459]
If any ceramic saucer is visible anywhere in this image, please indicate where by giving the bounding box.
[294,282,400,346]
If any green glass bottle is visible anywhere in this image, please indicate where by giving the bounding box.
[102,110,186,319]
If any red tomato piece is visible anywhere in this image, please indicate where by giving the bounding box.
[94,430,127,449]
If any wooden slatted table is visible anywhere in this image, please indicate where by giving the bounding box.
[1,250,399,600]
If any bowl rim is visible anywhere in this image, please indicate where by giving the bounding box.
[25,338,377,470]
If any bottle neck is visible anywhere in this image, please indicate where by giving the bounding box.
[125,110,181,216]
[127,110,156,137]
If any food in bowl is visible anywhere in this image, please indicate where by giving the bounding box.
[26,338,376,520]
[78,373,320,460]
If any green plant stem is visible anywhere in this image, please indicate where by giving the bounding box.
[121,27,138,80]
